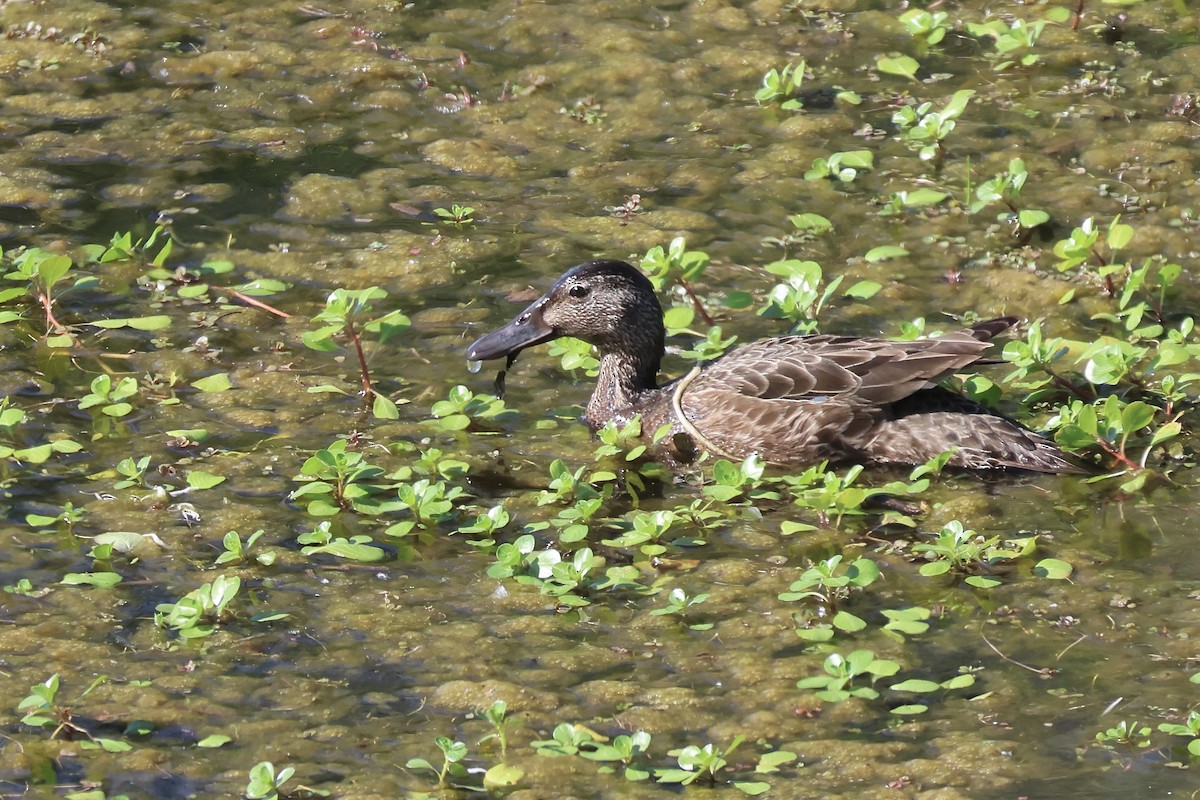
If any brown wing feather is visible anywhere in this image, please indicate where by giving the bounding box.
[686,332,996,406]
[676,321,1031,466]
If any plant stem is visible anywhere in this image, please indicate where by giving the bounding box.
[344,318,376,403]
[676,278,714,326]
[1096,437,1140,470]
[1071,0,1085,30]
[213,287,291,319]
[39,292,67,335]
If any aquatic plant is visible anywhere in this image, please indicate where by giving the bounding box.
[0,398,82,466]
[303,286,411,418]
[475,700,513,758]
[405,737,470,788]
[1158,711,1200,757]
[899,8,950,49]
[641,237,714,325]
[1094,719,1152,749]
[649,586,711,630]
[796,649,901,702]
[16,674,130,751]
[757,258,879,334]
[970,157,1051,242]
[533,725,795,793]
[154,574,243,639]
[214,529,274,567]
[803,149,873,182]
[245,761,329,800]
[781,554,880,642]
[755,61,807,110]
[432,203,476,229]
[291,439,389,516]
[891,89,974,163]
[967,15,1054,71]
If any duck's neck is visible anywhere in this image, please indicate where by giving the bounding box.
[583,348,662,430]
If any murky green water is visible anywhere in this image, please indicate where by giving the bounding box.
[1,1,1199,797]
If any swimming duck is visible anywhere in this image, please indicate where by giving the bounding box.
[467,259,1079,473]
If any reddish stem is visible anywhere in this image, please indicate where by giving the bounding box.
[39,292,67,335]
[1096,437,1140,471]
[213,287,291,319]
[345,318,375,403]
[677,277,714,327]
[1089,248,1118,296]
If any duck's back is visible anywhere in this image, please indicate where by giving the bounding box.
[672,325,1079,472]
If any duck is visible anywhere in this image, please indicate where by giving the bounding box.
[466,259,1081,473]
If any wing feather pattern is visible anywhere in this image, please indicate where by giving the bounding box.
[674,319,1077,471]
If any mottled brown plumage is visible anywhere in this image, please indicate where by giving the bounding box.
[467,260,1080,473]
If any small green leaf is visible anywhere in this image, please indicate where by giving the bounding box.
[191,373,232,393]
[662,305,695,331]
[877,54,920,80]
[81,737,132,752]
[302,540,386,562]
[1120,401,1155,433]
[890,704,929,715]
[900,188,948,207]
[838,150,874,169]
[795,626,835,642]
[755,751,796,773]
[832,610,867,632]
[89,315,172,331]
[1107,221,1134,250]
[942,674,976,690]
[372,393,400,420]
[789,213,833,233]
[101,403,133,417]
[1150,422,1182,447]
[93,532,153,552]
[890,679,940,693]
[1018,209,1049,228]
[197,734,232,748]
[483,763,525,788]
[61,572,123,588]
[844,280,882,299]
[863,246,907,263]
[186,471,226,489]
[1034,558,1073,579]
[301,328,341,351]
[307,384,351,395]
[166,428,210,441]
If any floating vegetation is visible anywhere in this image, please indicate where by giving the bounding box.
[1,1,1199,797]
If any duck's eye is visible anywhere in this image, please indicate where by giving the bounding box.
[568,284,590,299]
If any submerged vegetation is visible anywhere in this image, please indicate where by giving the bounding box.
[1,0,1199,798]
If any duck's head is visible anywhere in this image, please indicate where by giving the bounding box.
[467,260,665,363]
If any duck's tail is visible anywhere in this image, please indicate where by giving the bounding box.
[863,409,1087,473]
[863,386,1087,474]
[967,316,1019,341]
